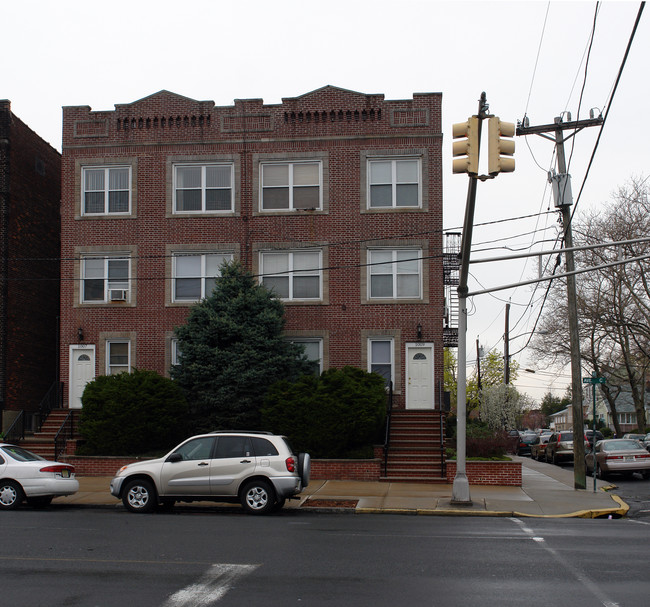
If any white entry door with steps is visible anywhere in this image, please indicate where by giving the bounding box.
[69,345,96,409]
[406,343,434,409]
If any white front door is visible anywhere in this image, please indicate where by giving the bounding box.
[406,344,434,409]
[69,345,96,409]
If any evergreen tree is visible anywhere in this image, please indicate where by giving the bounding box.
[171,261,313,432]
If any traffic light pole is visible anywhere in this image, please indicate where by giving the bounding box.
[452,93,489,505]
[517,114,603,490]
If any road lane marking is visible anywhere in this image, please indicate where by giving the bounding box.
[509,518,619,607]
[162,564,258,607]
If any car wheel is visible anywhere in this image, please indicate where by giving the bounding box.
[642,471,650,480]
[552,452,558,465]
[27,496,53,509]
[597,464,607,480]
[240,480,275,515]
[122,478,157,513]
[298,453,311,487]
[0,480,24,510]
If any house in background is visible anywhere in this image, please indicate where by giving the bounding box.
[0,101,61,435]
[57,86,449,480]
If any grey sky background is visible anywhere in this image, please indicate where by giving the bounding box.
[3,0,648,400]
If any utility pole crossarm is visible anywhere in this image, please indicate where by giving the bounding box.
[516,116,603,137]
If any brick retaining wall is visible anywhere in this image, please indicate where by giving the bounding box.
[445,460,521,486]
[64,455,521,486]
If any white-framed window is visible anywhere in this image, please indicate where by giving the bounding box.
[82,166,131,215]
[368,249,421,299]
[171,339,181,367]
[107,340,130,375]
[260,250,321,300]
[261,161,321,211]
[172,253,233,302]
[368,338,394,387]
[81,255,130,303]
[291,338,323,375]
[618,413,637,425]
[173,163,234,213]
[368,158,420,208]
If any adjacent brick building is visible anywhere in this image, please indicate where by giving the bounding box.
[60,86,445,420]
[0,101,61,431]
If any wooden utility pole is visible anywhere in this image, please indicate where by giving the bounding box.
[517,114,603,490]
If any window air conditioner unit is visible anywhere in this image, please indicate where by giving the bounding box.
[109,289,128,301]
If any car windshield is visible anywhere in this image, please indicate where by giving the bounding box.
[522,436,537,444]
[559,433,573,441]
[603,440,642,451]
[1,445,46,462]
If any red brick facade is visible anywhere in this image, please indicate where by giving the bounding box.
[0,101,61,426]
[60,87,443,412]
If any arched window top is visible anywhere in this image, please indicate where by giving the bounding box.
[413,353,427,360]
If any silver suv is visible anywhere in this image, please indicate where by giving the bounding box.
[110,431,310,515]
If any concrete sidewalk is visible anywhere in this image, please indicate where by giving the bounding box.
[54,456,628,518]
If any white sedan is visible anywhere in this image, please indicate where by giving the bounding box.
[0,443,79,510]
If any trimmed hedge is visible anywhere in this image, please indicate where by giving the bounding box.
[77,369,189,456]
[261,366,387,459]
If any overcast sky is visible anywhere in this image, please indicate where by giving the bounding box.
[3,1,648,401]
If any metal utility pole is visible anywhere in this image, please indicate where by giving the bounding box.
[504,303,510,385]
[517,113,603,490]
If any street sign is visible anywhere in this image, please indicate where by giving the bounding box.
[583,376,606,384]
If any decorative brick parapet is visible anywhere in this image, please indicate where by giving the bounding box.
[445,460,522,486]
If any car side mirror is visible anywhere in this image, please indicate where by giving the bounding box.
[166,452,183,463]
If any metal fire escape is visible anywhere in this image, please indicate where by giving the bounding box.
[443,232,460,348]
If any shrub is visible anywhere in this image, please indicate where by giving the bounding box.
[449,421,509,458]
[261,366,387,458]
[77,369,189,456]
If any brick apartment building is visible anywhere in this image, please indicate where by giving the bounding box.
[0,101,61,432]
[60,86,446,427]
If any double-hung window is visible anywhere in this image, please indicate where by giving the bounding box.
[368,158,420,208]
[291,338,323,375]
[83,166,131,215]
[107,341,130,375]
[174,164,234,213]
[369,338,393,386]
[260,250,321,300]
[81,256,130,303]
[261,162,321,211]
[172,253,232,302]
[368,249,421,299]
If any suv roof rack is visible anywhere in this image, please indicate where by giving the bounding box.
[210,430,274,435]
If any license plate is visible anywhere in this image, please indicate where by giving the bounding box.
[624,456,634,461]
[61,469,70,478]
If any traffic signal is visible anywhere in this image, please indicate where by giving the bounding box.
[452,116,479,174]
[487,117,515,175]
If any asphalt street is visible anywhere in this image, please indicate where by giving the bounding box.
[1,508,648,606]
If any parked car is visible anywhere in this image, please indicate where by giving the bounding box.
[622,433,646,441]
[0,443,79,510]
[585,438,650,479]
[545,431,587,465]
[530,434,551,461]
[515,433,538,456]
[643,433,650,451]
[110,431,310,515]
[585,429,604,448]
